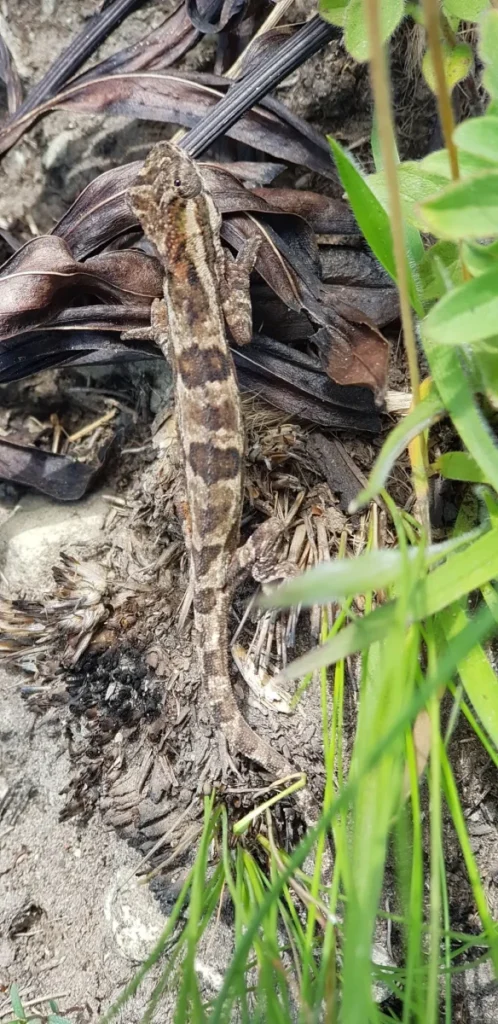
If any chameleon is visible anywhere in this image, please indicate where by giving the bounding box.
[128,142,296,780]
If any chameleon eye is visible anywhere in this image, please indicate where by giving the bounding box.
[174,177,181,187]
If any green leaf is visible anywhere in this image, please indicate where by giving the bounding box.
[424,268,498,345]
[424,339,498,492]
[454,115,498,163]
[443,0,489,20]
[434,451,490,484]
[462,239,498,276]
[406,1,424,23]
[419,171,498,238]
[422,42,473,94]
[439,603,498,748]
[419,240,462,301]
[329,138,424,314]
[350,388,444,510]
[368,162,449,220]
[472,345,498,407]
[9,987,26,1021]
[344,0,404,60]
[420,147,497,178]
[319,0,349,27]
[480,9,498,99]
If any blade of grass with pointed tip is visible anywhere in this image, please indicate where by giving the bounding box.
[276,523,498,681]
[328,137,424,315]
[437,604,498,749]
[261,528,482,610]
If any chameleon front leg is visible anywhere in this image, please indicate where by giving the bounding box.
[220,238,261,347]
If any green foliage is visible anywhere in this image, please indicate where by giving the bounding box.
[321,0,405,59]
[422,42,473,94]
[5,986,72,1024]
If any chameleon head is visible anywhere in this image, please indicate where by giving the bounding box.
[129,142,203,231]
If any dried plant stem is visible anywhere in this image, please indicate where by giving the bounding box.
[421,0,459,181]
[363,0,429,532]
[229,0,296,77]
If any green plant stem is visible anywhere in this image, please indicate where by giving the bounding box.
[421,0,459,181]
[362,0,428,532]
[362,0,421,407]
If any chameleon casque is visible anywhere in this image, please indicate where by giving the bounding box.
[129,142,296,780]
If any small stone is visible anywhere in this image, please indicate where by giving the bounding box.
[0,491,108,597]
[104,868,166,963]
[462,960,498,1023]
[0,939,15,968]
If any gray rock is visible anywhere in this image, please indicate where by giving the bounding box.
[462,960,498,1023]
[0,490,108,597]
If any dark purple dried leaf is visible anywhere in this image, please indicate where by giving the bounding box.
[1,0,151,154]
[0,70,334,176]
[53,162,143,259]
[313,323,389,394]
[186,0,247,33]
[74,4,199,83]
[0,329,156,384]
[221,212,390,392]
[253,188,359,235]
[0,437,108,500]
[322,284,399,328]
[52,160,282,260]
[236,25,296,75]
[305,433,364,512]
[0,236,161,340]
[234,335,380,432]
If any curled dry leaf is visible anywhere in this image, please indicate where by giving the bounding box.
[0,437,109,501]
[73,4,199,83]
[221,212,390,393]
[0,329,156,385]
[186,0,247,33]
[53,160,283,260]
[2,0,151,153]
[233,335,381,432]
[0,236,161,341]
[53,162,143,259]
[0,70,334,175]
[236,25,297,77]
[252,188,360,236]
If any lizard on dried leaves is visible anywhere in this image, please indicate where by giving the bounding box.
[128,142,297,781]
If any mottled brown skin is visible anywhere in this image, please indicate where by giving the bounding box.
[129,142,292,778]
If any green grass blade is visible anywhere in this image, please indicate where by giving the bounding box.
[437,603,498,749]
[209,604,496,1022]
[441,742,498,971]
[425,339,498,492]
[433,451,489,484]
[9,988,26,1022]
[350,389,444,511]
[278,523,498,681]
